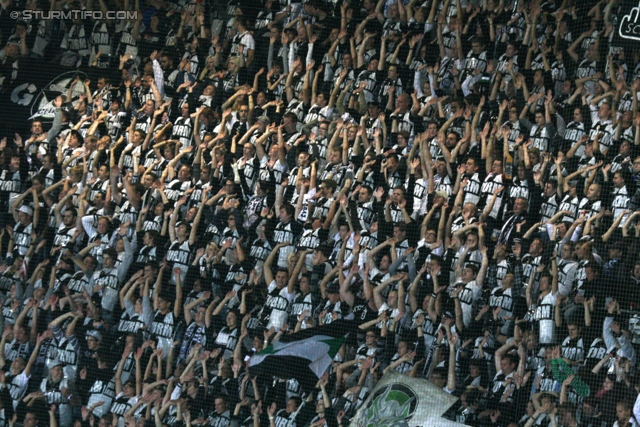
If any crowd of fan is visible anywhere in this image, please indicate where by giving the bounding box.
[1,0,640,425]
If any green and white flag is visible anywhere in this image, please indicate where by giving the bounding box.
[248,320,352,393]
[349,371,470,427]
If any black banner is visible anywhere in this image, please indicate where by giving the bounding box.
[0,59,105,136]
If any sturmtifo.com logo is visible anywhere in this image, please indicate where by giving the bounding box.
[619,1,640,41]
[13,10,138,20]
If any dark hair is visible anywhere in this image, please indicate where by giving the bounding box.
[280,203,295,219]
[145,230,159,243]
[103,248,117,259]
[283,112,298,123]
[134,129,147,140]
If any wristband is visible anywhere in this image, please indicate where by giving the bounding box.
[431,293,438,298]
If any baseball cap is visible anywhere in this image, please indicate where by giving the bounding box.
[47,359,65,370]
[18,205,33,216]
[413,309,426,319]
[326,282,340,294]
[86,330,102,341]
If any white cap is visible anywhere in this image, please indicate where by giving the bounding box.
[18,205,33,216]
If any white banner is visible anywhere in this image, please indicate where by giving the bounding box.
[349,371,470,427]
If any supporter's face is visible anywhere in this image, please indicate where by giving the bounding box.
[342,54,352,68]
[288,254,299,270]
[102,253,115,269]
[397,95,410,111]
[144,100,155,115]
[425,229,436,243]
[491,160,502,174]
[329,150,340,164]
[17,211,30,225]
[358,188,371,203]
[14,326,26,343]
[427,123,438,137]
[87,336,99,350]
[472,42,483,54]
[539,276,550,291]
[389,4,399,18]
[530,239,542,254]
[620,141,631,155]
[430,372,446,387]
[392,188,403,203]
[69,135,80,148]
[613,173,624,188]
[387,290,397,308]
[587,184,600,200]
[393,226,405,241]
[50,365,63,382]
[324,28,339,44]
[397,341,407,356]
[215,398,227,414]
[387,157,399,172]
[226,311,237,327]
[506,44,516,57]
[297,152,309,166]
[387,66,398,80]
[568,107,582,124]
[445,133,458,148]
[466,234,478,248]
[567,324,580,339]
[5,44,18,60]
[535,113,544,126]
[238,106,249,121]
[276,271,288,287]
[299,276,310,293]
[465,159,477,173]
[562,244,573,260]
[603,377,614,390]
[178,166,191,181]
[598,103,610,119]
[186,207,197,222]
[23,414,37,427]
[286,399,298,414]
[31,122,43,135]
[543,182,555,198]
[158,297,171,312]
[500,358,515,374]
[469,364,480,377]
[63,211,75,226]
[462,268,475,283]
[380,255,390,270]
[365,332,377,346]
